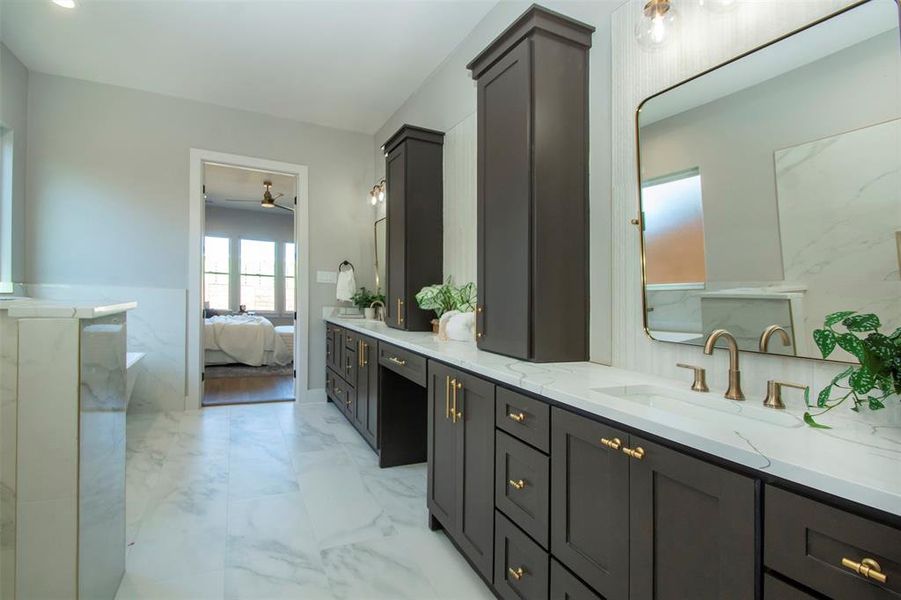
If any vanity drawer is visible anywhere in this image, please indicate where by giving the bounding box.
[765,485,901,599]
[326,368,337,402]
[341,345,357,387]
[378,342,427,386]
[550,559,603,600]
[494,511,549,600]
[343,328,358,350]
[496,431,549,548]
[332,371,354,413]
[496,387,550,452]
[763,574,817,599]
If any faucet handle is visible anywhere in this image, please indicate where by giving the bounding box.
[676,363,709,393]
[764,380,809,409]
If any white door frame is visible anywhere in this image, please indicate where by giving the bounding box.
[187,149,310,410]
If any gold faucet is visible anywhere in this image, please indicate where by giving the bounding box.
[759,324,791,353]
[703,329,744,401]
[369,300,386,322]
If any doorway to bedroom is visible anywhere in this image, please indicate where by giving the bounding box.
[201,163,297,406]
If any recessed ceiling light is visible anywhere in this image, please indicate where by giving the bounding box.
[52,0,76,8]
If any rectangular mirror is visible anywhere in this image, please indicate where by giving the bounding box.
[637,0,901,362]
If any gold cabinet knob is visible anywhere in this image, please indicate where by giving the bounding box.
[623,446,645,460]
[508,566,525,580]
[508,412,526,423]
[842,557,887,584]
[601,437,621,450]
[508,479,526,490]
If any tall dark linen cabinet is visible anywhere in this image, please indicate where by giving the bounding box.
[468,6,593,362]
[383,125,444,331]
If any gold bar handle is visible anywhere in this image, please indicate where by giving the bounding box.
[623,446,645,460]
[508,567,525,581]
[476,305,484,339]
[842,557,887,584]
[387,356,406,367]
[397,299,404,324]
[362,342,368,366]
[508,412,526,423]
[601,437,621,450]
[451,379,462,424]
[508,479,525,490]
[445,376,451,420]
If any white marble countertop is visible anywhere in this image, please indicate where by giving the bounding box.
[0,297,137,319]
[328,316,901,519]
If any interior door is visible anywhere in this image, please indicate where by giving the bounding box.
[386,144,406,329]
[477,38,531,358]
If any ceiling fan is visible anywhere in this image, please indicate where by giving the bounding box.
[223,180,293,212]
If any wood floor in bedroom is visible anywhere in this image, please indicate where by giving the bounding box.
[204,375,295,406]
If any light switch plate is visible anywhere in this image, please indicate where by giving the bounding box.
[317,270,338,284]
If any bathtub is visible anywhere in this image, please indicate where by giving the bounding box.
[126,351,145,408]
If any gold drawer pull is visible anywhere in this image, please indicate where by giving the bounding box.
[601,437,621,450]
[388,356,406,367]
[508,412,526,423]
[508,479,526,490]
[508,566,525,580]
[842,557,887,584]
[622,446,645,460]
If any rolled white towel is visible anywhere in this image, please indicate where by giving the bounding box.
[336,268,356,302]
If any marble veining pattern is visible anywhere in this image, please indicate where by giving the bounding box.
[118,402,493,599]
[329,317,901,518]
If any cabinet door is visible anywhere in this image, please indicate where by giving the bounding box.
[386,144,406,329]
[427,362,457,529]
[550,408,630,599]
[357,337,379,448]
[477,38,531,358]
[352,340,368,433]
[628,436,757,600]
[453,368,496,580]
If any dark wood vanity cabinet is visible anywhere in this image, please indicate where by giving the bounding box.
[427,361,496,581]
[383,125,444,332]
[325,327,379,450]
[468,5,593,363]
[550,408,757,600]
[353,334,378,448]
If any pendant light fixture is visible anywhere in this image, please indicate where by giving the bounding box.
[636,0,679,51]
[368,179,386,206]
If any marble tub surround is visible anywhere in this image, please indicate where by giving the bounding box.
[119,402,492,600]
[8,300,133,599]
[25,284,187,413]
[329,316,901,519]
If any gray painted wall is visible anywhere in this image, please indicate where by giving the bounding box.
[25,73,376,393]
[371,0,618,365]
[0,43,27,285]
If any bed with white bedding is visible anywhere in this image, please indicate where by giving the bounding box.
[204,315,293,366]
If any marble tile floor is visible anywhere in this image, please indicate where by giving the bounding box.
[118,401,493,600]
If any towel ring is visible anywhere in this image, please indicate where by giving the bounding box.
[338,260,355,272]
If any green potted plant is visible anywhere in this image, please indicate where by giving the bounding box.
[351,287,384,319]
[805,311,901,428]
[415,278,477,333]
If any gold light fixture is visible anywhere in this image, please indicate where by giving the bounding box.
[369,179,386,206]
[261,180,291,211]
[636,0,679,51]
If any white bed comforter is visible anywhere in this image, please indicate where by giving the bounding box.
[204,315,292,366]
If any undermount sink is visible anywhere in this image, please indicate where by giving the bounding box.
[592,384,803,429]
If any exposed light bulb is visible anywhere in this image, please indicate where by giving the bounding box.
[378,189,385,202]
[370,194,378,206]
[635,0,679,51]
[52,0,76,7]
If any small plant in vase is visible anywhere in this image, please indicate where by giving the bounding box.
[804,311,901,428]
[415,278,477,333]
[351,287,384,319]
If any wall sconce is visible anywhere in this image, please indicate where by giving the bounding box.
[369,179,386,206]
[636,0,679,51]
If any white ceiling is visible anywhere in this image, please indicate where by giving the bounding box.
[0,0,497,134]
[204,163,296,215]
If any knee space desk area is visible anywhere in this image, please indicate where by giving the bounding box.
[325,316,901,600]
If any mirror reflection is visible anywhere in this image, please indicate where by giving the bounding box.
[637,0,901,362]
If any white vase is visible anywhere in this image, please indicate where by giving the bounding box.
[364,307,376,320]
